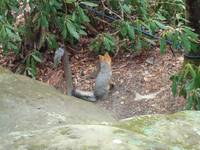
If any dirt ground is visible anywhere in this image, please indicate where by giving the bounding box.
[35,47,185,119]
[97,49,185,119]
[0,46,185,120]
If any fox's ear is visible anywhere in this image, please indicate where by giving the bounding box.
[105,52,111,58]
[98,55,104,61]
[104,52,109,57]
[104,52,111,65]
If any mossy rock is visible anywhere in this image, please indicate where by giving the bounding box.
[116,111,200,149]
[1,66,200,149]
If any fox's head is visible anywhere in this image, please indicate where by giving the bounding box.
[99,52,111,66]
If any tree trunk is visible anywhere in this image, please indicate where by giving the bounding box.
[185,0,200,36]
[184,0,200,63]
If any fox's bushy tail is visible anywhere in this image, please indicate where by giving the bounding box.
[72,89,97,102]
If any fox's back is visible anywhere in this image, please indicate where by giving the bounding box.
[94,61,112,99]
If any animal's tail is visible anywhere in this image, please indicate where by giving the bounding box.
[72,89,97,102]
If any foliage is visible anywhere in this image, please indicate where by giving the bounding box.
[0,0,21,53]
[25,50,42,78]
[0,0,91,76]
[153,0,185,25]
[0,0,199,77]
[171,64,200,110]
[89,33,116,54]
[89,0,198,54]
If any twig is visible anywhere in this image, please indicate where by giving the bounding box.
[94,17,112,26]
[119,2,124,20]
[100,0,122,20]
[113,64,129,72]
[66,45,81,53]
[110,31,119,36]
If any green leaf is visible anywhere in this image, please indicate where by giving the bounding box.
[40,15,49,28]
[127,24,135,41]
[8,42,19,54]
[181,34,191,51]
[66,20,80,40]
[32,54,42,63]
[136,38,142,50]
[122,4,131,14]
[102,34,115,52]
[5,27,15,38]
[186,95,193,110]
[0,27,7,39]
[89,40,101,54]
[77,6,90,23]
[64,0,75,4]
[120,22,128,38]
[47,34,57,49]
[61,26,67,39]
[25,67,35,79]
[187,64,196,78]
[186,80,195,91]
[80,1,98,7]
[171,75,178,96]
[30,57,36,76]
[154,20,167,29]
[179,85,187,98]
[159,37,166,54]
[103,37,111,51]
[79,29,87,36]
[182,27,198,40]
[156,14,166,21]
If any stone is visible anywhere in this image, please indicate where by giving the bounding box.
[145,57,154,65]
[0,73,115,136]
[0,67,200,149]
[0,66,11,74]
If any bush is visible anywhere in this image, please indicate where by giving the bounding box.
[0,0,90,76]
[171,64,200,110]
[0,0,198,77]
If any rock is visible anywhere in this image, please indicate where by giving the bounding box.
[0,66,11,74]
[0,72,115,136]
[0,67,200,149]
[2,111,200,150]
[145,57,154,65]
[116,111,200,149]
[120,101,125,104]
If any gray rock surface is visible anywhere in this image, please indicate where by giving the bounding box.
[0,68,200,150]
[0,71,115,134]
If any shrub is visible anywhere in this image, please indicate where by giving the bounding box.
[0,0,90,76]
[0,0,198,77]
[171,64,200,110]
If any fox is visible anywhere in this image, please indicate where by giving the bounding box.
[54,46,112,102]
[72,53,112,101]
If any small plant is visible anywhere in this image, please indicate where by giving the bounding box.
[171,64,200,110]
[89,33,115,54]
[153,0,185,25]
[159,25,199,54]
[24,50,42,78]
